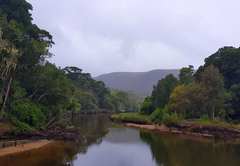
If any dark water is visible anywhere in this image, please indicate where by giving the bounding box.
[1,114,240,166]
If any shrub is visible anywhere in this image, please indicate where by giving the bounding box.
[111,113,153,124]
[162,112,179,126]
[218,109,226,122]
[213,117,221,123]
[159,108,168,121]
[150,108,161,120]
[11,117,32,132]
[11,102,46,129]
[200,114,210,121]
[138,97,155,115]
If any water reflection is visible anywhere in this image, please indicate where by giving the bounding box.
[0,115,111,166]
[74,127,155,166]
[140,131,240,166]
[1,115,240,166]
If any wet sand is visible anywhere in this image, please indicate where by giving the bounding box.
[0,140,53,157]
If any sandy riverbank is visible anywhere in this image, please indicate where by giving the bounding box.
[0,140,53,157]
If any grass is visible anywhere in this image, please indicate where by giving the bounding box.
[181,119,240,130]
[111,113,154,124]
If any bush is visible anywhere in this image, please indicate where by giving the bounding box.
[200,114,210,121]
[111,113,153,124]
[150,108,161,121]
[138,97,155,115]
[213,117,221,123]
[11,102,46,129]
[162,112,179,126]
[159,108,168,121]
[218,109,226,122]
[11,117,32,132]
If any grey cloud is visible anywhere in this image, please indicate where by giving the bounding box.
[27,0,240,76]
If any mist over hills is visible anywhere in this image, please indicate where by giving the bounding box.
[94,69,180,96]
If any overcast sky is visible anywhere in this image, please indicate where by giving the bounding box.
[27,0,240,77]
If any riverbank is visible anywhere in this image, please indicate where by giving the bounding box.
[125,123,215,138]
[111,114,240,140]
[0,121,81,141]
[0,140,53,157]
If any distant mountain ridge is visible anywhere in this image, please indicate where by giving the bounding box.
[94,69,180,96]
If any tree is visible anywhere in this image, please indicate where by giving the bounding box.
[139,97,155,115]
[167,83,208,118]
[195,46,240,120]
[196,46,240,89]
[166,85,186,114]
[229,84,240,119]
[179,65,195,85]
[0,0,33,26]
[0,20,23,116]
[151,74,178,108]
[200,65,225,119]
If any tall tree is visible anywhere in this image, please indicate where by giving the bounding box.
[151,74,178,108]
[0,0,33,26]
[167,83,208,118]
[0,18,23,116]
[200,65,225,119]
[196,46,240,89]
[179,65,195,85]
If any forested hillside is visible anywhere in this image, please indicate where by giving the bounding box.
[0,0,138,131]
[94,69,179,95]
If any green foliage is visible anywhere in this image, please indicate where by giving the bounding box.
[111,113,153,124]
[200,65,225,119]
[200,114,210,121]
[167,65,227,120]
[159,108,169,121]
[179,65,195,85]
[11,101,45,129]
[201,46,240,89]
[111,90,139,112]
[139,97,155,115]
[167,83,208,118]
[67,101,82,114]
[217,109,226,122]
[195,46,240,120]
[152,74,178,108]
[229,83,240,119]
[64,67,139,113]
[162,112,179,127]
[11,117,32,132]
[150,108,161,120]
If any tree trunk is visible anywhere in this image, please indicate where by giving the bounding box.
[2,77,12,111]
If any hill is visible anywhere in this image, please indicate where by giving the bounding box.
[94,69,180,97]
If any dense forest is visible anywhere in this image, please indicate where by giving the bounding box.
[0,0,138,131]
[139,47,240,124]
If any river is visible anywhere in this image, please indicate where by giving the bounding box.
[1,114,240,166]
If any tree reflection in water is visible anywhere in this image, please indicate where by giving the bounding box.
[0,115,110,166]
[140,131,240,166]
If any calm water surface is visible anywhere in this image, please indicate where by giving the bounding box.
[1,114,240,166]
